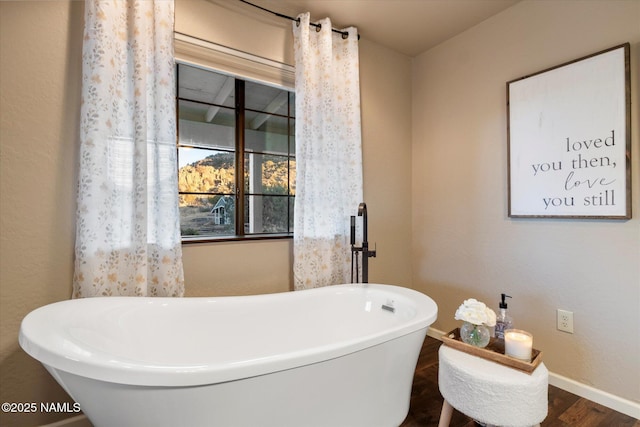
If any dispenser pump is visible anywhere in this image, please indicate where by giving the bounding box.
[500,293,512,309]
[494,293,513,340]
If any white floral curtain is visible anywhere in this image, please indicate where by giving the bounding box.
[73,0,184,297]
[292,13,363,290]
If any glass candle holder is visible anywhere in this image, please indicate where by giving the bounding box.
[504,329,533,362]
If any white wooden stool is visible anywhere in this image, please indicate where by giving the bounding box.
[438,344,548,427]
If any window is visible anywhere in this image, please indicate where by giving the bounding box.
[177,63,295,241]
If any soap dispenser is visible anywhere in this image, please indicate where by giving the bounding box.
[494,293,513,340]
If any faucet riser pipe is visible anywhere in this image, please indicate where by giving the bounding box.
[353,202,375,284]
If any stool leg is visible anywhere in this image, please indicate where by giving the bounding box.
[438,399,454,427]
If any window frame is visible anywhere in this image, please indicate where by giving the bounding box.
[175,33,295,244]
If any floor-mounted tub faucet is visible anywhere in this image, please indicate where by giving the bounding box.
[351,202,376,283]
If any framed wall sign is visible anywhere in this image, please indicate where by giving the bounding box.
[507,43,631,219]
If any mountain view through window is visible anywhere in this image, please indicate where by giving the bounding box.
[177,64,295,240]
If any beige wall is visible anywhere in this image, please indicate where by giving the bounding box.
[1,2,84,426]
[0,1,412,425]
[360,39,413,288]
[412,0,639,405]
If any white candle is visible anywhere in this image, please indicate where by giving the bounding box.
[505,329,533,361]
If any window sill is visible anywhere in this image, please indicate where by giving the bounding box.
[181,233,293,245]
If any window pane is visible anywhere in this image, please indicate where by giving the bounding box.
[178,64,235,108]
[245,195,290,234]
[245,112,289,154]
[179,100,235,150]
[289,92,296,117]
[289,118,295,155]
[245,81,289,115]
[178,148,235,193]
[289,196,295,232]
[179,195,235,237]
[244,153,291,195]
[289,158,296,196]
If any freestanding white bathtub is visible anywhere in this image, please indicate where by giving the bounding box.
[19,283,437,427]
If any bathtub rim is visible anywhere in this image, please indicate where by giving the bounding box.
[19,283,437,387]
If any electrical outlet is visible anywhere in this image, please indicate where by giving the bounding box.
[557,309,574,333]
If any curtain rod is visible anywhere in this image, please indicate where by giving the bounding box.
[239,0,360,40]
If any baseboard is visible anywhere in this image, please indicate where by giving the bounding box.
[427,325,448,341]
[41,414,91,427]
[427,326,640,420]
[547,372,640,419]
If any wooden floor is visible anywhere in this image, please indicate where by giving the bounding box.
[400,336,640,427]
